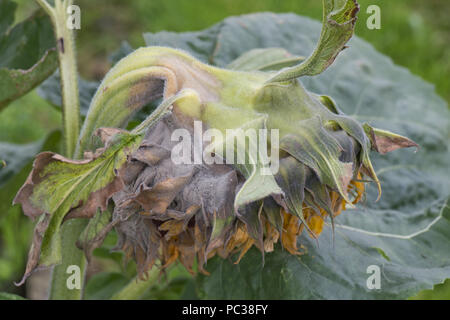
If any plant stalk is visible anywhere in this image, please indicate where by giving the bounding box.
[36,0,85,300]
[53,0,80,158]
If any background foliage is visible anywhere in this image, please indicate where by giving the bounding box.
[0,0,449,299]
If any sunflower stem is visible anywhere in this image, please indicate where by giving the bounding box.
[48,219,87,300]
[36,0,85,300]
[52,0,80,158]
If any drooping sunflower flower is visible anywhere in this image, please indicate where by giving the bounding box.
[14,0,417,283]
[104,118,369,275]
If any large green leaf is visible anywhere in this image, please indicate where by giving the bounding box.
[143,12,449,299]
[0,0,58,109]
[196,198,448,299]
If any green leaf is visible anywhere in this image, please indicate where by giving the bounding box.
[198,199,450,299]
[0,131,61,287]
[0,166,33,286]
[146,12,450,299]
[143,24,222,64]
[0,0,58,109]
[13,129,143,284]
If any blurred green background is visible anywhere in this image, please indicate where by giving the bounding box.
[1,0,449,299]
